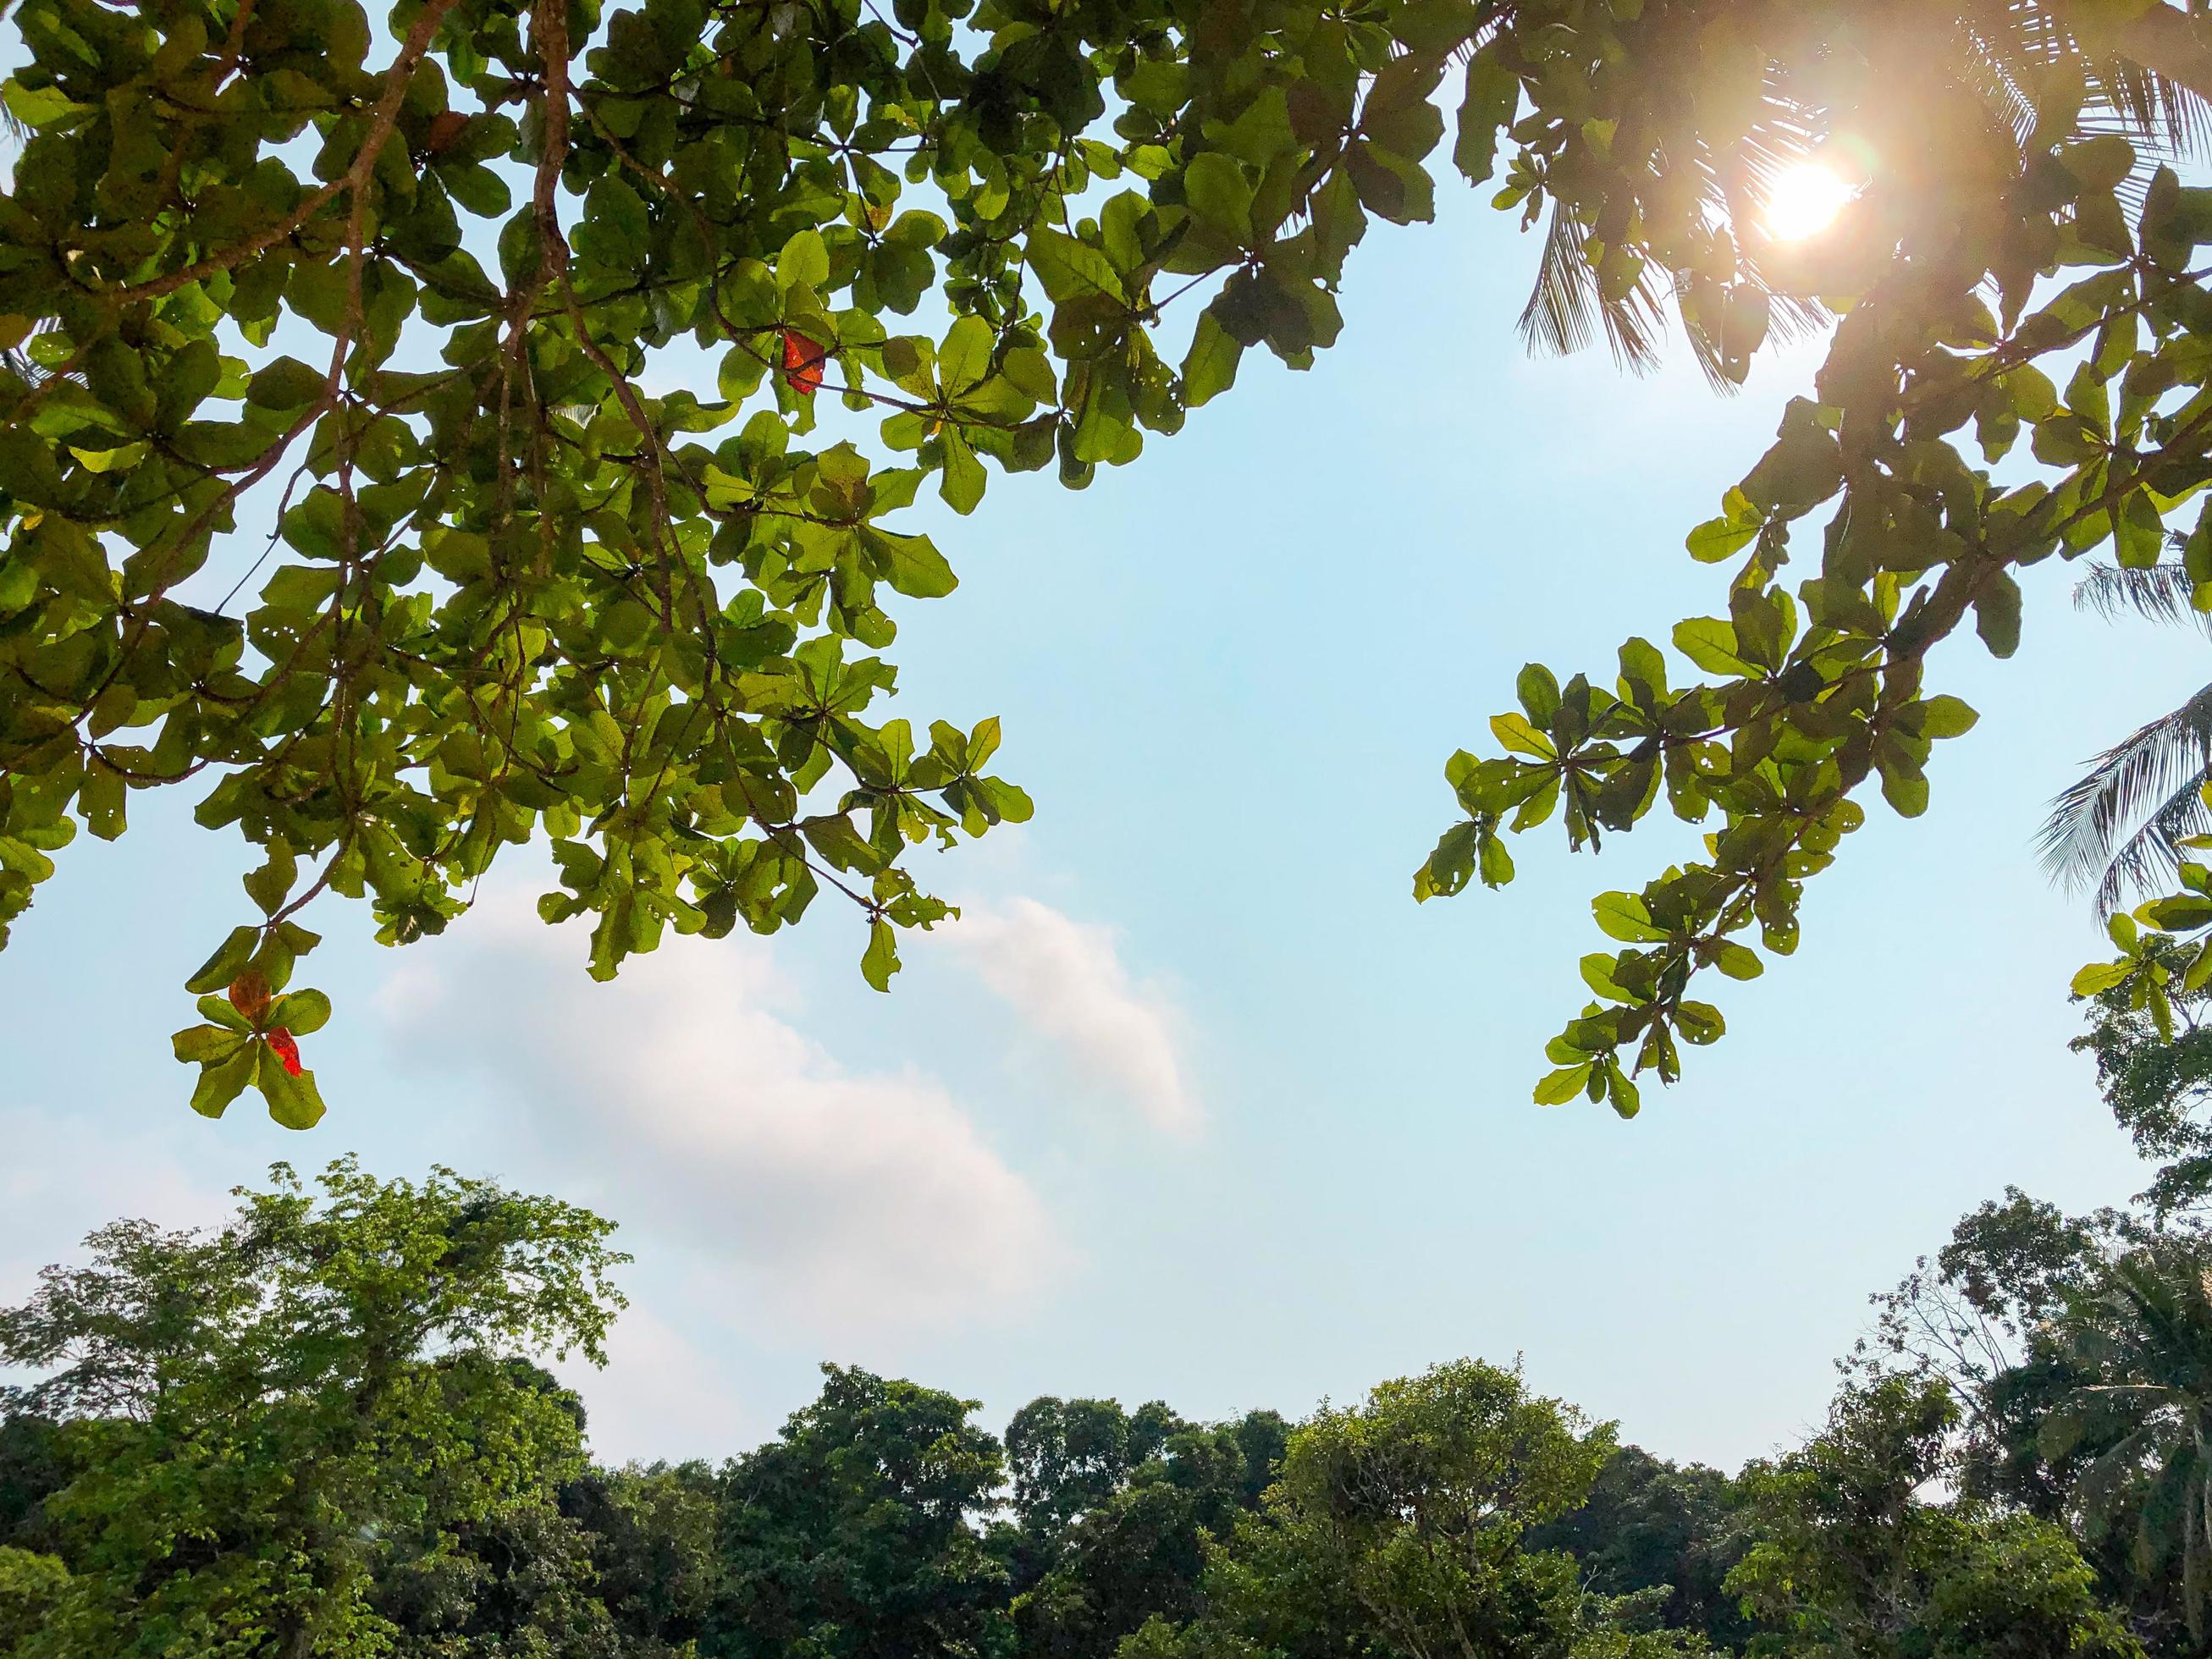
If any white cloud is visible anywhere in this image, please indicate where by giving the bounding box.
[552,1301,747,1466]
[376,896,1063,1343]
[941,897,1196,1134]
[0,1111,240,1400]
[0,1111,234,1306]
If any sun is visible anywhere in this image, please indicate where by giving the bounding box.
[1764,162,1856,242]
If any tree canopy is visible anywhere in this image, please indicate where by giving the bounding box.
[4,1086,2208,1659]
[0,1158,626,1656]
[1728,1378,2143,1659]
[8,0,2212,1122]
[707,1364,1010,1659]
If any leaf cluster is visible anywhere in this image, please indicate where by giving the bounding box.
[1420,21,2212,1110]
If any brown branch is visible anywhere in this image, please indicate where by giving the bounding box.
[531,0,572,264]
[211,0,259,88]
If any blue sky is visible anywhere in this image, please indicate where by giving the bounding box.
[3,172,2200,1474]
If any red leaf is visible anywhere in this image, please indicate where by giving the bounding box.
[781,330,827,395]
[266,1027,302,1078]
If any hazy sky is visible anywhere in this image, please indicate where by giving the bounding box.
[4,171,2199,1474]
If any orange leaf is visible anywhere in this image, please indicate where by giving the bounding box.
[229,971,272,1024]
[781,330,827,395]
[425,111,469,156]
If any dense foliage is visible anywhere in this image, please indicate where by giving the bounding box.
[0,1158,626,1656]
[8,0,2212,1122]
[0,0,1809,1124]
[1729,1379,2142,1659]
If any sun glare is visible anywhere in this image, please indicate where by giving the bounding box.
[1765,162,1856,242]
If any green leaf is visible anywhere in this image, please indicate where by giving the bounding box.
[1602,1061,1640,1120]
[1684,488,1762,563]
[1515,664,1561,725]
[801,813,882,873]
[1916,696,1979,739]
[578,175,651,267]
[938,315,995,393]
[196,995,252,1032]
[246,356,329,410]
[778,228,830,293]
[2071,960,2135,996]
[172,1024,248,1065]
[940,435,986,515]
[1183,153,1255,245]
[1534,1064,1593,1105]
[2,80,87,129]
[1453,52,1518,183]
[1974,572,2023,659]
[1685,516,1759,564]
[1740,400,1843,512]
[2142,896,2212,933]
[1878,758,1929,818]
[80,766,125,840]
[185,926,262,994]
[1489,712,1554,758]
[1477,833,1514,888]
[279,491,346,561]
[2059,133,2136,192]
[1026,227,1127,305]
[1712,942,1763,981]
[258,1052,328,1130]
[188,1044,259,1119]
[1671,618,1754,677]
[1674,1000,1726,1044]
[864,528,958,598]
[271,988,332,1036]
[1592,891,1667,943]
[1415,823,1477,900]
[243,843,297,917]
[2115,489,2164,569]
[1580,952,1628,1000]
[1364,54,1444,162]
[2187,940,2212,994]
[861,917,898,991]
[1182,311,1243,408]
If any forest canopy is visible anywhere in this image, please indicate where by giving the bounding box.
[8,1017,2212,1659]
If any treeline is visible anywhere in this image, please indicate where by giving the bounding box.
[6,973,2212,1657]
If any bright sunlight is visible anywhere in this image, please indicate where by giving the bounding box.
[1765,161,1856,241]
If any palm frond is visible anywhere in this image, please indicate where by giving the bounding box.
[1518,202,1597,361]
[1520,0,2212,383]
[2107,766,2212,918]
[2096,774,2212,917]
[2074,548,2206,631]
[2039,683,2212,908]
[1515,203,1669,375]
[2055,1252,2212,1637]
[1960,0,2212,156]
[2073,1419,2164,1522]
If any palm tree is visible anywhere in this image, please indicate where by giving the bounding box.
[1514,0,2212,383]
[2039,550,2212,916]
[2048,1248,2212,1640]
